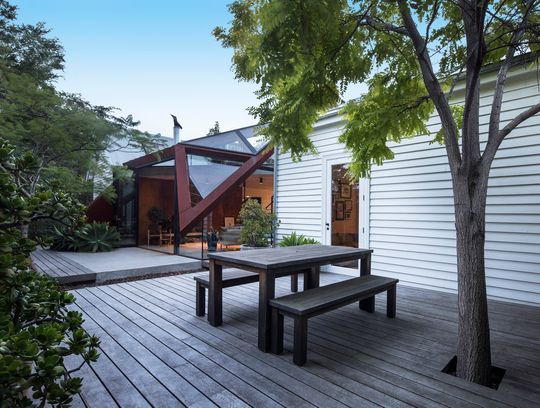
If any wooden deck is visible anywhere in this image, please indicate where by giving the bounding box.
[32,249,96,284]
[68,272,540,408]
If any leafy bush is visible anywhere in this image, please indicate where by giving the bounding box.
[51,222,120,253]
[238,199,278,247]
[279,231,320,247]
[76,222,120,252]
[0,138,100,407]
[28,218,64,242]
[0,271,100,407]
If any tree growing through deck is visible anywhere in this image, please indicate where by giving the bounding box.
[214,0,540,386]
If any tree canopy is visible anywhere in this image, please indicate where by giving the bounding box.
[0,0,164,202]
[215,0,540,178]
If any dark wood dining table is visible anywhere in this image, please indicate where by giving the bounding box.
[206,244,373,352]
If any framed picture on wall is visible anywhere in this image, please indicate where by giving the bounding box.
[345,200,352,211]
[340,183,351,199]
[335,201,345,220]
[224,217,235,227]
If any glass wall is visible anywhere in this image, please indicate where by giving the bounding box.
[129,148,275,260]
[114,170,137,246]
[137,158,176,255]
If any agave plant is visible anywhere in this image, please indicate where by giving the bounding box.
[50,222,120,252]
[76,222,121,252]
[50,225,79,251]
[279,231,320,247]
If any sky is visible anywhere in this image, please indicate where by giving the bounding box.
[13,0,262,141]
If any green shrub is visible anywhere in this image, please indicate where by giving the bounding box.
[51,222,120,253]
[239,199,278,247]
[28,218,63,241]
[279,231,320,247]
[74,222,120,252]
[0,138,100,407]
[0,270,100,407]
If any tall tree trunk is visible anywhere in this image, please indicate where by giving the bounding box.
[453,173,492,386]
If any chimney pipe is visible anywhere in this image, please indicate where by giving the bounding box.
[171,114,182,144]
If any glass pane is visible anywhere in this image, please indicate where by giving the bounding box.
[331,164,359,268]
[187,154,243,199]
[184,130,253,153]
[137,158,176,255]
[178,221,205,259]
[242,127,268,152]
[115,173,136,246]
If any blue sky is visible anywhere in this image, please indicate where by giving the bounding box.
[13,0,261,140]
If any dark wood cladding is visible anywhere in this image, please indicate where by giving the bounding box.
[137,177,175,244]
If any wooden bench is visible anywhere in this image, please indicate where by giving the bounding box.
[195,268,304,316]
[269,275,398,365]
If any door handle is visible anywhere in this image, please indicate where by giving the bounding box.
[325,222,330,230]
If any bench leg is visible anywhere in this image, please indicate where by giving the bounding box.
[208,261,223,326]
[290,274,298,292]
[387,285,396,318]
[271,308,284,354]
[293,317,308,366]
[195,282,206,316]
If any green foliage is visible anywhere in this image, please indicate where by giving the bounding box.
[238,199,278,247]
[0,139,100,407]
[0,1,165,203]
[51,222,120,253]
[215,0,540,177]
[207,121,221,135]
[278,232,319,247]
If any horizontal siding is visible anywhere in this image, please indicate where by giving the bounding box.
[276,64,540,306]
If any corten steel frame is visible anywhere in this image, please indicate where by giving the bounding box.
[124,143,274,254]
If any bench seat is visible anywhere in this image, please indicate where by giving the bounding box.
[270,275,398,365]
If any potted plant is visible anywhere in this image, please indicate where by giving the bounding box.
[238,199,278,250]
[206,228,219,252]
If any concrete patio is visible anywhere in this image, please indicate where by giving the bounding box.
[31,247,202,284]
[66,272,540,407]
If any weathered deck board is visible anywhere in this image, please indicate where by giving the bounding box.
[31,249,96,283]
[70,272,540,408]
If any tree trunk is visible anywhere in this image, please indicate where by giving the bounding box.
[453,174,492,386]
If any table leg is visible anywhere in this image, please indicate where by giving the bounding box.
[359,253,375,312]
[305,265,320,290]
[258,270,275,352]
[208,260,223,326]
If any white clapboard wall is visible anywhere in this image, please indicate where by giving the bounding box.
[275,63,540,305]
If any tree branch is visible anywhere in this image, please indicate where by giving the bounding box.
[358,15,410,36]
[396,0,462,170]
[460,0,488,170]
[483,102,540,166]
[484,0,537,166]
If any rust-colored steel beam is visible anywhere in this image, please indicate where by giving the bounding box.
[124,146,176,169]
[178,147,274,234]
[174,144,192,214]
[124,143,254,169]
